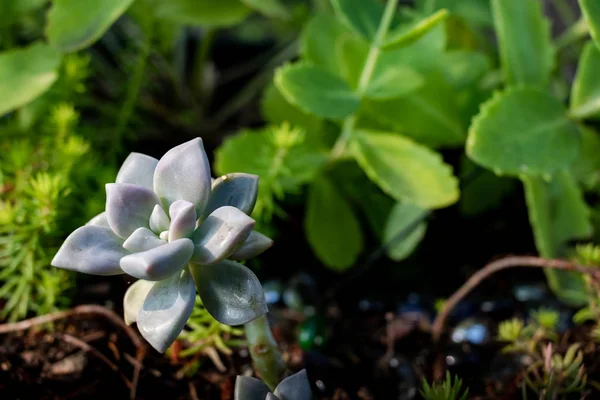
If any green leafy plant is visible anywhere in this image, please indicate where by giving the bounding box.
[217,0,461,270]
[0,52,113,321]
[420,372,469,400]
[497,314,591,397]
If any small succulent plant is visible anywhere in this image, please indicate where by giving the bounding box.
[52,138,273,352]
[235,369,312,400]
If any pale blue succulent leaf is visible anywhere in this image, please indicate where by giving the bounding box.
[122,227,166,253]
[123,279,154,325]
[51,225,127,275]
[229,231,273,260]
[191,260,267,326]
[153,138,212,215]
[274,370,311,400]
[137,269,196,353]
[105,183,160,239]
[149,204,170,234]
[120,238,194,281]
[234,376,270,400]
[190,206,254,265]
[116,152,159,191]
[204,173,259,216]
[169,200,197,241]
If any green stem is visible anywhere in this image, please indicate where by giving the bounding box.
[244,315,286,390]
[112,21,154,163]
[555,17,589,52]
[330,0,399,159]
[193,28,217,99]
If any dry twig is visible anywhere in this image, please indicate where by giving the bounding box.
[431,256,600,342]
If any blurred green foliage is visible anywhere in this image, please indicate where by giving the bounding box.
[2,0,600,324]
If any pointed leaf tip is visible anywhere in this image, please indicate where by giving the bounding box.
[274,369,312,400]
[106,183,160,239]
[153,138,212,214]
[229,231,273,260]
[120,238,194,281]
[116,152,159,191]
[169,200,197,241]
[234,376,270,400]
[137,270,196,353]
[52,225,128,275]
[149,205,170,234]
[204,173,259,216]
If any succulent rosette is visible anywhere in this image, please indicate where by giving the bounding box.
[52,138,273,352]
[235,369,311,400]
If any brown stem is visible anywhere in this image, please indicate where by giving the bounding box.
[0,304,146,400]
[431,256,600,342]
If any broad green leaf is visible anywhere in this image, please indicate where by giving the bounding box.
[491,0,554,86]
[365,65,424,100]
[459,157,515,216]
[261,84,322,135]
[331,0,383,41]
[301,13,352,76]
[215,126,327,204]
[275,63,360,120]
[0,43,60,116]
[241,0,288,18]
[571,127,600,190]
[522,171,592,306]
[383,9,449,49]
[467,87,580,177]
[46,0,136,53]
[383,203,428,261]
[377,25,447,74]
[305,176,363,270]
[364,74,465,147]
[570,42,600,120]
[350,130,460,209]
[152,0,251,27]
[580,0,600,50]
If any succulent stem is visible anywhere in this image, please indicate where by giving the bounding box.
[244,315,286,390]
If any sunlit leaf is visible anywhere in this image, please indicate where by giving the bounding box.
[305,176,363,270]
[522,171,592,306]
[580,0,600,50]
[383,203,428,261]
[467,87,580,177]
[570,42,600,120]
[383,9,448,49]
[364,75,465,147]
[275,63,360,120]
[331,0,383,41]
[350,130,459,209]
[46,0,136,52]
[0,43,60,116]
[491,0,554,86]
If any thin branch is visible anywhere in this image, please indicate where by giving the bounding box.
[431,256,600,342]
[59,333,132,388]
